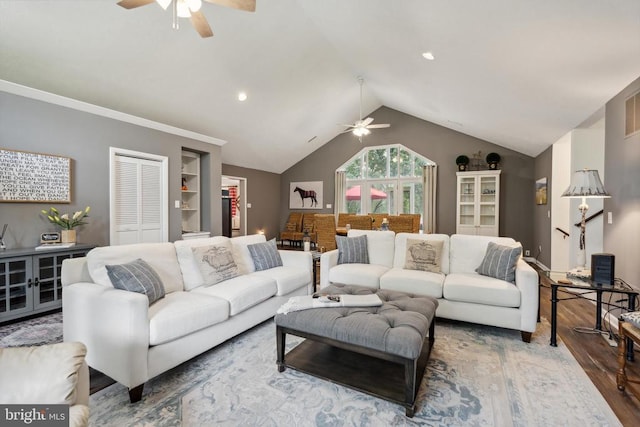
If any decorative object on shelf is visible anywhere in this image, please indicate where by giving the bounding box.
[561,169,610,269]
[181,177,188,191]
[303,230,311,252]
[40,232,61,244]
[486,152,501,170]
[456,155,469,171]
[535,177,547,205]
[469,151,483,171]
[41,206,90,243]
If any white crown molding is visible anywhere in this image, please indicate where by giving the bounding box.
[0,79,226,146]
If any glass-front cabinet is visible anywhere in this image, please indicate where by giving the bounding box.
[0,244,94,322]
[456,170,501,236]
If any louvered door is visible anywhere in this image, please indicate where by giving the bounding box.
[110,149,167,245]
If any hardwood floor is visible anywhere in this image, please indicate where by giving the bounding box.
[537,272,640,426]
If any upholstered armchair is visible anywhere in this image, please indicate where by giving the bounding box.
[0,342,90,427]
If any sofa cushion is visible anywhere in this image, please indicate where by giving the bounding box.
[380,267,444,298]
[329,263,390,289]
[247,238,283,271]
[191,243,240,286]
[174,236,231,290]
[347,229,395,267]
[251,266,309,296]
[106,258,166,305]
[230,234,268,275]
[404,238,444,273]
[476,242,522,283]
[449,234,517,275]
[191,274,277,315]
[0,342,86,405]
[393,233,450,274]
[87,242,184,294]
[443,273,521,308]
[336,234,369,264]
[148,291,229,345]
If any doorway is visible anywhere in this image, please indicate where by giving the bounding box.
[222,175,247,237]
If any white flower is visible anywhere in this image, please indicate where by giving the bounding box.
[60,214,69,220]
[73,211,82,220]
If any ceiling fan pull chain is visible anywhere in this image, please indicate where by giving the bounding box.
[172,0,179,30]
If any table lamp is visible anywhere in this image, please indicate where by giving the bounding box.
[561,169,610,270]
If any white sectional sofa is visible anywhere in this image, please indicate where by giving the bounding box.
[320,230,538,342]
[61,234,312,402]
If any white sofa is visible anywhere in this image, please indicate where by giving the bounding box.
[320,230,538,342]
[61,234,312,402]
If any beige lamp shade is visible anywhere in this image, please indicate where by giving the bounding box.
[561,169,610,198]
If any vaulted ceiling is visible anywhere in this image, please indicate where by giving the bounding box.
[1,0,639,173]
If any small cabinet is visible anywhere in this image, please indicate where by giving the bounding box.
[0,244,94,322]
[181,151,201,235]
[456,170,500,236]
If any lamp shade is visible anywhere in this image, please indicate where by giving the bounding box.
[561,169,610,198]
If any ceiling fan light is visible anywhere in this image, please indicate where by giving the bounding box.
[176,0,191,17]
[186,0,202,12]
[353,127,370,137]
[156,0,171,10]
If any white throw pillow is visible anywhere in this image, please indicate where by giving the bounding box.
[404,239,444,273]
[191,243,240,286]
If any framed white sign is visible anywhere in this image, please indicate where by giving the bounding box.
[289,181,322,209]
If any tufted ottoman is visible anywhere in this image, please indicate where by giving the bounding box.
[275,283,438,417]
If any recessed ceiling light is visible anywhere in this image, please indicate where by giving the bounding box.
[238,92,247,101]
[422,52,435,60]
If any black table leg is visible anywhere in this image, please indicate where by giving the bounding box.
[550,284,558,347]
[595,290,603,331]
[627,297,636,361]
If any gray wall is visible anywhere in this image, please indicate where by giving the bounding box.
[221,164,281,241]
[604,76,640,289]
[280,106,536,252]
[533,146,553,267]
[0,91,223,248]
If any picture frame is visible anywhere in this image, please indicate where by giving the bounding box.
[289,181,323,209]
[0,148,71,203]
[535,177,547,205]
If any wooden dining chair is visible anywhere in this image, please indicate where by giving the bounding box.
[280,212,303,246]
[348,215,373,230]
[314,214,338,251]
[292,213,317,247]
[400,213,421,233]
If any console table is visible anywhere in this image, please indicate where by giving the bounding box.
[548,272,638,360]
[0,244,95,323]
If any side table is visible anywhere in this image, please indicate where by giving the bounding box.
[548,272,638,360]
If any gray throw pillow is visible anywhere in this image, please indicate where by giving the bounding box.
[192,243,240,285]
[106,258,166,304]
[336,234,369,264]
[247,239,283,271]
[405,239,444,273]
[475,242,522,283]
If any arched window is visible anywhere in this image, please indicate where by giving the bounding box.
[335,144,437,232]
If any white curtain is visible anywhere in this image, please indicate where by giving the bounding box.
[422,164,437,233]
[334,170,346,219]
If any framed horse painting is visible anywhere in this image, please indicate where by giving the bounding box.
[289,181,323,209]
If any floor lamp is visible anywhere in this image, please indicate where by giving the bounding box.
[561,169,610,270]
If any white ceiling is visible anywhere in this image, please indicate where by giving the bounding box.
[1,0,639,173]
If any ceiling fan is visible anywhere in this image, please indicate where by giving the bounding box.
[340,77,390,142]
[117,0,256,38]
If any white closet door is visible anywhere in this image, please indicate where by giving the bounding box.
[110,149,167,245]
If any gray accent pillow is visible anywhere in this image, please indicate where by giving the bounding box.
[336,234,369,264]
[247,239,283,271]
[191,244,240,285]
[475,242,522,283]
[106,258,166,304]
[405,239,444,273]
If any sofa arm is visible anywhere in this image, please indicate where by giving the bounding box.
[514,259,539,333]
[61,257,92,287]
[319,249,339,288]
[63,282,150,389]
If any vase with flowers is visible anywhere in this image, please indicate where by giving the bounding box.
[41,206,90,243]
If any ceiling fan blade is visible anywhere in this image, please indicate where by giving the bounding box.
[339,129,354,134]
[361,117,374,127]
[339,124,356,128]
[204,0,256,12]
[117,0,155,9]
[190,10,214,38]
[366,124,391,129]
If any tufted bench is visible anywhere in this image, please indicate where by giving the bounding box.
[275,283,438,417]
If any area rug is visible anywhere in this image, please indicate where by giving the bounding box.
[0,312,62,347]
[86,318,621,427]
